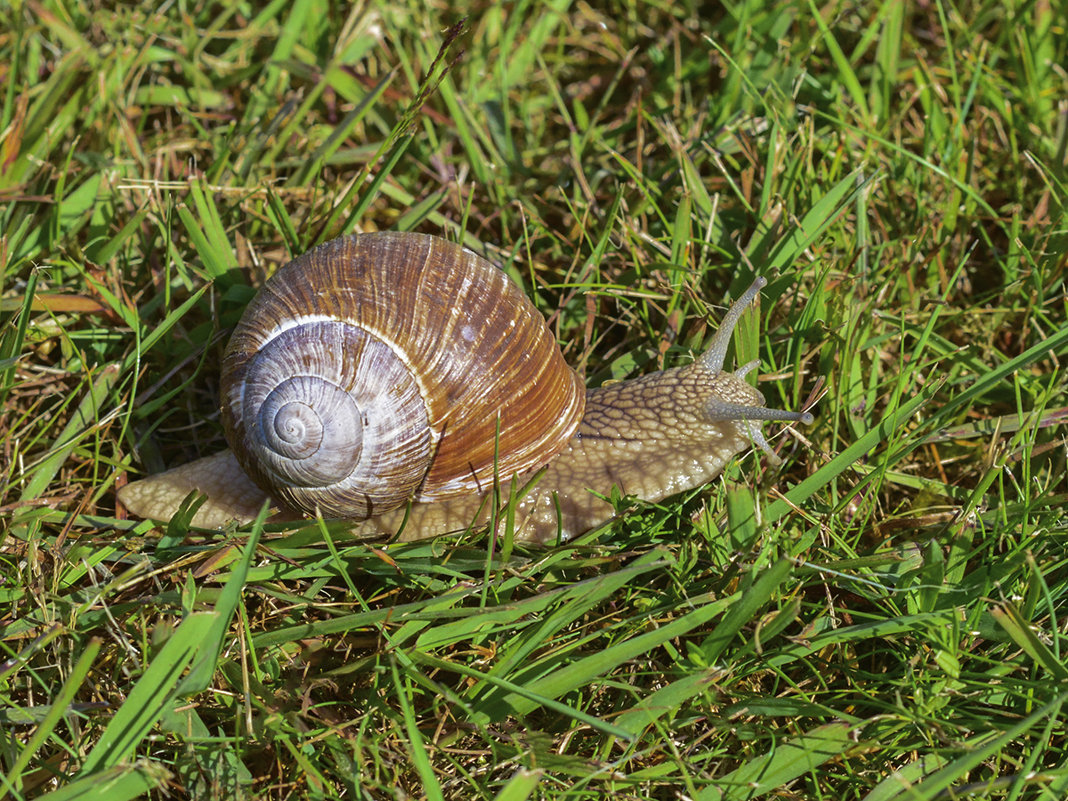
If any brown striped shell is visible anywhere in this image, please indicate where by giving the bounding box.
[219,232,586,519]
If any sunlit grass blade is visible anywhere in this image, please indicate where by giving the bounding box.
[614,667,726,735]
[179,518,265,693]
[939,324,1068,421]
[860,753,950,801]
[696,721,857,800]
[17,364,120,504]
[392,659,445,801]
[491,769,544,801]
[31,761,172,801]
[177,200,234,280]
[77,612,216,775]
[0,264,37,407]
[991,602,1068,682]
[764,172,872,276]
[870,694,1068,800]
[473,586,741,721]
[411,651,634,740]
[3,638,102,793]
[765,375,946,524]
[697,558,794,664]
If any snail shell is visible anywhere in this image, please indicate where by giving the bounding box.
[220,232,585,519]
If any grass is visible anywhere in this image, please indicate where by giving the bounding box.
[1,0,1067,798]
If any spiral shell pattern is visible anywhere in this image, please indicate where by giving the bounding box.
[220,232,585,519]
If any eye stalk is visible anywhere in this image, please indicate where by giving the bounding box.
[700,277,769,374]
[699,276,813,425]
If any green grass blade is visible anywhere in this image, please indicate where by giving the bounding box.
[78,612,217,774]
[764,171,870,274]
[766,375,945,524]
[491,769,544,801]
[861,753,950,801]
[991,603,1068,682]
[615,667,726,734]
[4,638,102,792]
[0,264,38,407]
[31,761,172,801]
[411,651,634,740]
[804,0,870,123]
[475,587,740,721]
[179,517,265,693]
[939,324,1068,420]
[392,659,445,801]
[875,694,1068,800]
[132,285,211,361]
[18,363,120,503]
[697,558,794,664]
[696,721,857,800]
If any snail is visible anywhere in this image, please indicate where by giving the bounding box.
[118,231,813,544]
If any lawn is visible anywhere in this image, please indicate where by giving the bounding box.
[2,1,1067,799]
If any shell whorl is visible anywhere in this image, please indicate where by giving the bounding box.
[220,232,585,519]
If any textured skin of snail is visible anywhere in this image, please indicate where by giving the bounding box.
[118,232,812,545]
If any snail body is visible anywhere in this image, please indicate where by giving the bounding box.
[119,232,812,544]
